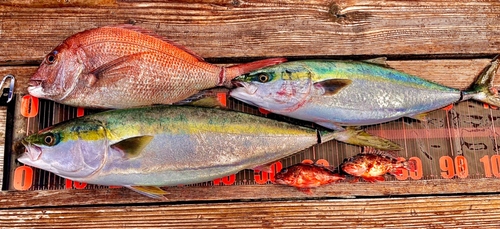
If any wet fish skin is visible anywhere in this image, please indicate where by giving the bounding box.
[275,162,345,194]
[19,106,332,198]
[28,25,286,109]
[230,58,500,131]
[340,148,416,182]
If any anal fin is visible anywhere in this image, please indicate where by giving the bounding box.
[410,112,429,122]
[126,186,169,200]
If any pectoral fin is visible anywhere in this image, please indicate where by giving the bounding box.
[87,52,151,86]
[331,127,402,151]
[314,79,352,96]
[111,136,154,159]
[125,185,169,200]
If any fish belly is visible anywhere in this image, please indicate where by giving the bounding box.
[285,78,461,127]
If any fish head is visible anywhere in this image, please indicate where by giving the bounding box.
[341,156,368,176]
[274,164,304,186]
[28,40,85,102]
[18,119,108,180]
[230,62,314,113]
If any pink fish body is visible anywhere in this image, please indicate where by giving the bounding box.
[341,148,416,182]
[275,162,345,194]
[28,25,286,108]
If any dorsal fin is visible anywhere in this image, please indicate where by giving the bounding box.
[361,146,398,158]
[361,57,391,68]
[108,24,205,61]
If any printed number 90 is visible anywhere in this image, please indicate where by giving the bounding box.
[439,156,468,179]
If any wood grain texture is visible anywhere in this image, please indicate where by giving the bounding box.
[1,0,500,63]
[2,1,500,226]
[0,108,5,188]
[1,195,500,228]
[1,59,498,95]
[1,178,500,209]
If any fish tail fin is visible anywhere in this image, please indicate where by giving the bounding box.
[396,159,417,172]
[320,127,402,151]
[221,58,287,86]
[463,56,500,107]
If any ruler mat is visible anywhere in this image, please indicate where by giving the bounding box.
[4,93,500,192]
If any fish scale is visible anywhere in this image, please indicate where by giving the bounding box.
[27,25,286,108]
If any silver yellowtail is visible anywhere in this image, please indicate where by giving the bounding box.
[230,57,500,132]
[18,106,397,199]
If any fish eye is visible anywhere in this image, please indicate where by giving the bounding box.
[258,74,269,83]
[280,168,288,173]
[46,52,57,64]
[43,133,58,146]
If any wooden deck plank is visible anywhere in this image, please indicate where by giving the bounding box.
[1,194,500,228]
[1,0,500,64]
[1,178,500,209]
[2,1,500,226]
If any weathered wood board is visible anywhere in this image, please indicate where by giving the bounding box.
[2,195,500,228]
[2,0,500,227]
[1,0,500,64]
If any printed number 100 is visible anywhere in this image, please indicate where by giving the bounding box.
[480,155,500,178]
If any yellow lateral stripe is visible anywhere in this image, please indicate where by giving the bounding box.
[61,121,313,142]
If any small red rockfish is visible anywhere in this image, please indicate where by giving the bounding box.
[275,162,345,194]
[341,148,416,182]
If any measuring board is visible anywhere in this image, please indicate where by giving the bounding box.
[4,91,500,193]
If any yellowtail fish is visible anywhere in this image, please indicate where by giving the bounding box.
[231,57,500,137]
[19,106,382,199]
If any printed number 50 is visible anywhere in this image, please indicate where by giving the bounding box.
[395,157,423,180]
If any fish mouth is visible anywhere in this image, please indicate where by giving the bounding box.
[27,80,46,97]
[19,139,43,162]
[230,82,258,95]
[231,81,245,88]
[28,80,42,87]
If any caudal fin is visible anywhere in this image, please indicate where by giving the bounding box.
[321,127,402,151]
[464,56,500,107]
[221,58,287,86]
